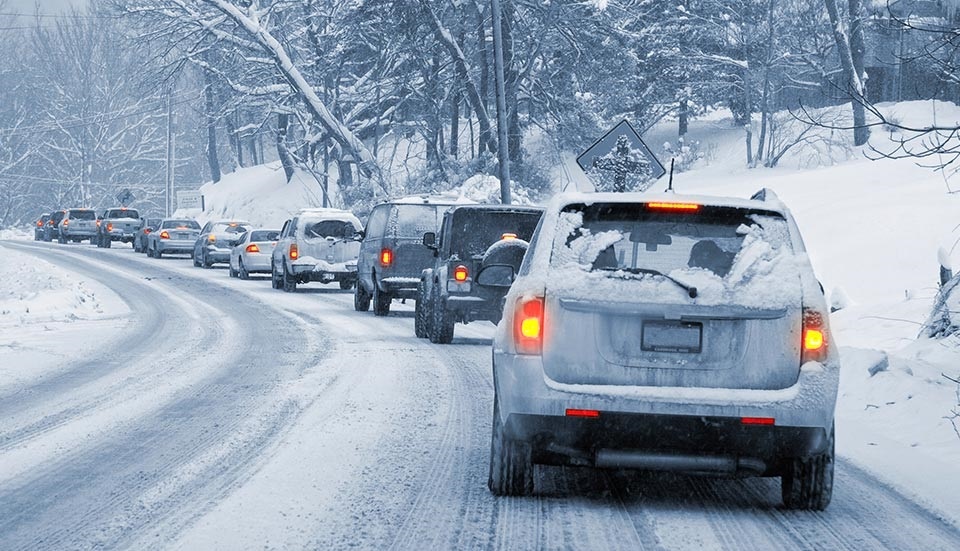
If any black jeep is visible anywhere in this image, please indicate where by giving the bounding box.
[418,204,543,343]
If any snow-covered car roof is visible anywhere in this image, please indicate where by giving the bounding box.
[388,194,475,205]
[297,208,363,227]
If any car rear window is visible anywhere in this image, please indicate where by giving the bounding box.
[389,204,446,238]
[161,220,200,229]
[250,230,280,242]
[446,209,542,259]
[69,210,95,220]
[212,222,248,233]
[106,209,139,219]
[304,219,356,239]
[549,203,800,307]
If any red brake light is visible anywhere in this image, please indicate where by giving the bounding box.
[246,243,260,253]
[96,219,101,227]
[380,248,393,267]
[514,297,544,355]
[144,228,152,234]
[37,220,43,227]
[159,230,170,239]
[63,219,69,226]
[646,202,701,212]
[107,223,113,232]
[741,417,775,426]
[566,408,600,418]
[289,243,299,260]
[453,265,469,282]
[801,308,827,363]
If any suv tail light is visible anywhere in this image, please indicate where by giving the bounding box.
[380,248,393,267]
[63,219,69,226]
[289,243,299,260]
[453,265,469,282]
[514,296,544,355]
[107,223,114,232]
[246,244,260,253]
[801,308,827,363]
[37,220,43,227]
[159,230,170,239]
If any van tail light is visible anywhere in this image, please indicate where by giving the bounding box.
[246,244,260,253]
[380,248,393,267]
[289,243,299,260]
[107,223,114,232]
[159,230,170,239]
[453,265,469,282]
[514,296,544,355]
[801,308,827,363]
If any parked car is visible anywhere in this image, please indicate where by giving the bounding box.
[57,208,98,244]
[133,217,163,253]
[229,229,280,279]
[146,219,201,258]
[355,197,460,316]
[487,190,839,511]
[418,204,543,343]
[43,210,66,242]
[193,220,251,268]
[96,207,141,248]
[271,208,363,292]
[34,213,50,241]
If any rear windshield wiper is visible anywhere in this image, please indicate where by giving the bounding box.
[598,267,698,298]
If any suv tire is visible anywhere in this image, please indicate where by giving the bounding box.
[488,395,534,496]
[782,424,834,511]
[414,280,429,338]
[354,282,371,311]
[104,236,112,249]
[282,263,297,292]
[373,281,391,317]
[429,287,454,344]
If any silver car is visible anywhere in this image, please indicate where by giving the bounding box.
[146,219,201,258]
[194,220,251,268]
[229,229,280,279]
[489,190,839,511]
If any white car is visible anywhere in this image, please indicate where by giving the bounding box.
[271,208,363,292]
[489,190,839,511]
[229,229,280,279]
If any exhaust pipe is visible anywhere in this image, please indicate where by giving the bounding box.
[595,449,766,475]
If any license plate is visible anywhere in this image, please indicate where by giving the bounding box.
[641,321,702,353]
[176,232,191,239]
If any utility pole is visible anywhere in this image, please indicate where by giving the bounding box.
[491,0,511,205]
[165,90,175,216]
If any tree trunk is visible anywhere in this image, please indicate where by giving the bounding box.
[226,110,243,168]
[678,98,688,137]
[451,86,461,158]
[824,0,869,146]
[475,2,491,153]
[277,113,295,182]
[203,74,222,183]
[501,0,522,178]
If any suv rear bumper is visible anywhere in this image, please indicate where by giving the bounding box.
[494,352,838,466]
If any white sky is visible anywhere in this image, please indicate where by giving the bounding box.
[5,0,87,14]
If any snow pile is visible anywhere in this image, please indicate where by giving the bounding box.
[0,227,32,240]
[187,162,329,229]
[454,174,534,205]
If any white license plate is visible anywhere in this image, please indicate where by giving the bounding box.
[641,321,702,353]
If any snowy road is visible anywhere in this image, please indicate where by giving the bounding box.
[1,240,958,550]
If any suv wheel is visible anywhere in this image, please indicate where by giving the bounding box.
[282,263,297,292]
[372,281,391,317]
[354,282,371,311]
[428,287,455,344]
[103,236,111,249]
[414,280,429,338]
[782,424,834,510]
[488,394,534,496]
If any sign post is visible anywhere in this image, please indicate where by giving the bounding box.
[577,120,665,192]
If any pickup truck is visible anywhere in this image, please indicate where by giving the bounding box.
[271,208,363,292]
[418,204,543,343]
[96,207,141,248]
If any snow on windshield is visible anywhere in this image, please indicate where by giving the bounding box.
[548,206,803,309]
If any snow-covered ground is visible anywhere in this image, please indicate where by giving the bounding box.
[2,100,960,543]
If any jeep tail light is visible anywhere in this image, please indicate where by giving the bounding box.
[107,223,113,232]
[453,265,468,282]
[514,296,544,355]
[646,202,701,212]
[801,308,827,363]
[159,230,170,239]
[380,248,393,267]
[246,244,260,253]
[289,243,299,260]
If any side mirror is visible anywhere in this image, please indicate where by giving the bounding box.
[475,264,516,288]
[354,230,365,241]
[422,232,437,249]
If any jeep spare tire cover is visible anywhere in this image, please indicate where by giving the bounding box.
[481,238,529,271]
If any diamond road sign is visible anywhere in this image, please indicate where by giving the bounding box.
[577,120,666,192]
[115,188,135,206]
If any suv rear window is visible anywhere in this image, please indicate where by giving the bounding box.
[446,209,542,259]
[69,210,95,220]
[304,219,356,239]
[106,209,139,219]
[389,204,446,238]
[549,203,799,307]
